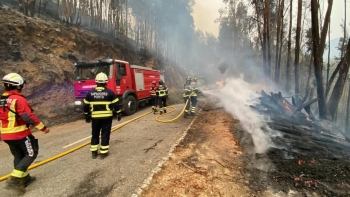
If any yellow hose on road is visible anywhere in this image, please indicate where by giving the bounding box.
[0,111,152,182]
[0,93,194,181]
[155,93,193,123]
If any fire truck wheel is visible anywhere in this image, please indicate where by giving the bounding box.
[124,95,137,115]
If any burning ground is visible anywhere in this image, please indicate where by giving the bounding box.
[142,79,350,197]
[238,90,350,197]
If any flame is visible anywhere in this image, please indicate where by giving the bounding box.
[298,159,303,165]
[216,79,224,88]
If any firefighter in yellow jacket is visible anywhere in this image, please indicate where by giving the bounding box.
[83,72,122,159]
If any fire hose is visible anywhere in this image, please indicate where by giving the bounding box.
[0,92,195,182]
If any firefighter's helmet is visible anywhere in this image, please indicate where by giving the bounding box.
[193,77,198,82]
[2,73,25,86]
[151,80,156,84]
[95,72,108,84]
[159,79,164,85]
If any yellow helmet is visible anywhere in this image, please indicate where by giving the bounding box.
[95,72,108,84]
[2,73,25,86]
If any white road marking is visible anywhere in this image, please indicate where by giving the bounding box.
[62,124,121,148]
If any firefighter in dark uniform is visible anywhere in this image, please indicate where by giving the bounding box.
[190,77,199,115]
[156,79,168,114]
[183,77,192,118]
[150,80,158,114]
[83,72,122,159]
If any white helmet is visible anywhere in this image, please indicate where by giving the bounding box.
[2,73,25,86]
[95,72,108,83]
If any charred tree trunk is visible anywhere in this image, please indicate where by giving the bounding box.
[346,78,350,133]
[319,0,333,62]
[294,0,302,102]
[311,0,328,120]
[265,0,272,78]
[285,0,293,94]
[327,38,350,120]
[326,20,331,88]
[274,0,284,83]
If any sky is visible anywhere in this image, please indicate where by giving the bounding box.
[193,0,348,40]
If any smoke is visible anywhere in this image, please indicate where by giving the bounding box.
[217,76,275,154]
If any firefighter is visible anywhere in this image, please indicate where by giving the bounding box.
[183,77,192,118]
[156,79,168,114]
[0,73,50,193]
[190,77,199,115]
[150,80,158,114]
[183,76,192,102]
[83,72,122,159]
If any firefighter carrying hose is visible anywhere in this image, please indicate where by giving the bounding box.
[183,76,192,118]
[83,72,122,159]
[150,80,158,114]
[190,77,199,115]
[0,73,50,193]
[156,79,168,114]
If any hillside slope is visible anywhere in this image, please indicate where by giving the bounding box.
[0,7,185,127]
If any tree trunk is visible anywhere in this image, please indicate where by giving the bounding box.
[319,0,333,60]
[346,78,350,133]
[277,0,285,83]
[265,0,271,77]
[311,0,328,119]
[274,0,283,83]
[327,38,350,120]
[326,19,331,89]
[294,0,302,102]
[340,0,347,59]
[285,0,293,94]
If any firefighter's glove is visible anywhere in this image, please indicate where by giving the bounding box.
[113,111,122,121]
[85,114,91,123]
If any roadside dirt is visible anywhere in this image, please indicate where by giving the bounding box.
[141,101,252,197]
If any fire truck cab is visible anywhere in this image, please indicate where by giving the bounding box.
[73,59,164,115]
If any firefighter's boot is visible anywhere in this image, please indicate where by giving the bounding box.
[184,112,188,118]
[23,174,36,188]
[160,110,163,115]
[91,151,98,159]
[5,176,25,194]
[164,109,167,113]
[100,152,109,159]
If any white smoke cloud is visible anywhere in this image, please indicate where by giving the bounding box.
[211,75,278,154]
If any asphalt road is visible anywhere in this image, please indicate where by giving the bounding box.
[0,104,193,197]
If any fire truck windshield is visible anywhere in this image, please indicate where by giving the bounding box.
[74,64,112,80]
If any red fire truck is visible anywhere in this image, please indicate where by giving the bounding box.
[73,59,164,115]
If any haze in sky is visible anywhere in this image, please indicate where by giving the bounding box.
[193,0,347,40]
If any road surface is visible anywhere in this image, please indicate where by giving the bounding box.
[0,104,193,197]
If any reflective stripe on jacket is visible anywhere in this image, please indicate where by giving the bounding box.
[156,85,168,97]
[83,87,121,119]
[190,82,198,97]
[0,91,47,140]
[183,84,191,97]
[150,86,157,96]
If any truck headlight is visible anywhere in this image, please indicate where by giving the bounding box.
[75,101,82,105]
